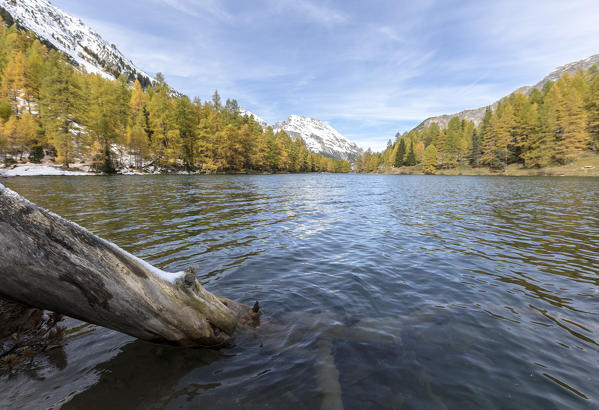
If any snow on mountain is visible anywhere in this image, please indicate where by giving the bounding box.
[238,107,268,129]
[0,0,153,85]
[0,0,362,162]
[273,115,363,162]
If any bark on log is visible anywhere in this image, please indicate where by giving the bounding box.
[0,183,260,347]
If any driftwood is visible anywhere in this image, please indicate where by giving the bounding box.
[0,183,259,347]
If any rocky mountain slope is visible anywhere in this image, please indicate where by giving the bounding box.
[416,53,599,130]
[0,0,153,85]
[273,115,363,162]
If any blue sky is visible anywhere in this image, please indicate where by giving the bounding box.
[54,0,599,151]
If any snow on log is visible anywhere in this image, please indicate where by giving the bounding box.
[0,183,260,347]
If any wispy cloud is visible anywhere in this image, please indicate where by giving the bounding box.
[158,0,233,21]
[54,0,599,149]
[266,0,348,26]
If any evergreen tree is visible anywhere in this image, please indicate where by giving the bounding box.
[394,139,406,167]
[405,140,417,166]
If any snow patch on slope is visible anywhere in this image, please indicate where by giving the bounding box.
[0,165,93,176]
[238,107,268,129]
[0,0,153,82]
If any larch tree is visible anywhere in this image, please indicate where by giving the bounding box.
[554,77,590,164]
[1,51,26,114]
[423,144,438,174]
[39,59,82,167]
[588,73,599,151]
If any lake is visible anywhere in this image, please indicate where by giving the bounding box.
[1,174,598,409]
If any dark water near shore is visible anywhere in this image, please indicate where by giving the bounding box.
[2,174,599,409]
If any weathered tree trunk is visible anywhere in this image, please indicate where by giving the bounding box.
[0,183,260,347]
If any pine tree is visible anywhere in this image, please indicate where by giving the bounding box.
[394,139,406,167]
[405,140,417,166]
[212,90,221,109]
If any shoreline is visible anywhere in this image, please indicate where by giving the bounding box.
[0,163,326,177]
[3,162,599,178]
[373,153,599,178]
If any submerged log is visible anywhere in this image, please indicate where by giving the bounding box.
[0,183,260,347]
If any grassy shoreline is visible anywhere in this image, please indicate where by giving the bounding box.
[375,152,599,177]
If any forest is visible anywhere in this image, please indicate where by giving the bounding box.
[358,67,599,174]
[0,22,351,174]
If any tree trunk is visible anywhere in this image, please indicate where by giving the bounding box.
[0,183,260,347]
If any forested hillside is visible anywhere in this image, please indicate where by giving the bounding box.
[0,22,350,174]
[359,67,599,174]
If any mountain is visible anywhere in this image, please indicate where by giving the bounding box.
[0,0,153,86]
[239,109,362,162]
[273,115,363,162]
[416,53,599,130]
[1,0,361,162]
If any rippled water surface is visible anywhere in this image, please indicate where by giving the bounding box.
[2,174,599,409]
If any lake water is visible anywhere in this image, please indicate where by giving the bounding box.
[1,174,598,409]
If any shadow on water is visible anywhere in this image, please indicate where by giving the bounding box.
[62,341,228,410]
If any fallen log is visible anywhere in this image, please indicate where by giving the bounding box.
[0,183,260,347]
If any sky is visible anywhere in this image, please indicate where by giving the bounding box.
[53,0,599,151]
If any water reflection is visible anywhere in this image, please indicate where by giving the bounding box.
[1,175,599,409]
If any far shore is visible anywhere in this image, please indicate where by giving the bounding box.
[0,163,309,177]
[373,153,599,178]
[4,154,599,178]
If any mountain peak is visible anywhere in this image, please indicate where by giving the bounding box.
[0,0,153,85]
[273,115,363,162]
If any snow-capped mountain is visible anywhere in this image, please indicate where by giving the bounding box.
[238,109,362,162]
[238,107,268,129]
[1,0,362,162]
[273,115,363,162]
[0,0,153,85]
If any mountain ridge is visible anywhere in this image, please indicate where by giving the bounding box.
[415,53,599,131]
[272,115,363,162]
[0,0,154,86]
[1,0,363,162]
